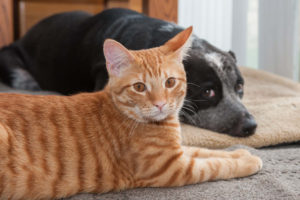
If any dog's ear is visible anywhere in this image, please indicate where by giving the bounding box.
[228,50,236,62]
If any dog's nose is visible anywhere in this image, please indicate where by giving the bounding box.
[241,113,257,136]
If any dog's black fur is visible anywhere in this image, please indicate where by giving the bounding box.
[0,8,257,137]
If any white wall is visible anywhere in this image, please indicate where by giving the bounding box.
[178,0,233,51]
[231,0,248,66]
[178,0,300,81]
[258,0,299,80]
[178,0,248,66]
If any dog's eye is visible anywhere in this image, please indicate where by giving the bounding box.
[202,89,215,98]
[236,83,243,94]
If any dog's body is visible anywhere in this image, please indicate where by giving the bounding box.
[0,8,256,136]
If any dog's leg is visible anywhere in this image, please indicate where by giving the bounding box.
[0,46,41,91]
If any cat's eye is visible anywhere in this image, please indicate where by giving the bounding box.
[133,82,146,92]
[165,77,176,88]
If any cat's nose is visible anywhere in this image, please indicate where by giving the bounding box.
[153,101,166,111]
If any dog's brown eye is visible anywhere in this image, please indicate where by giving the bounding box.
[202,89,215,98]
[165,78,176,88]
[236,83,243,93]
[133,82,146,92]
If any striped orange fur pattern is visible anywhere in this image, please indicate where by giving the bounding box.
[0,27,262,200]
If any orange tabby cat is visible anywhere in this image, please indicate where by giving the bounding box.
[0,27,262,200]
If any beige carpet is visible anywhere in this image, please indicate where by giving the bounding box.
[181,67,300,148]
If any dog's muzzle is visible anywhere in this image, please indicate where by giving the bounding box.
[232,112,257,137]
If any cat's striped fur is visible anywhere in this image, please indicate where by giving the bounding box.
[0,27,262,200]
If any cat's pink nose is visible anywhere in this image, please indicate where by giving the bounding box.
[154,101,166,111]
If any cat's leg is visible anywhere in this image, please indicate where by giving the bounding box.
[136,150,262,188]
[182,146,251,159]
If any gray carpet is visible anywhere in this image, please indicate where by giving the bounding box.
[0,83,299,200]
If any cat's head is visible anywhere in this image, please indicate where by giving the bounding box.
[103,27,193,122]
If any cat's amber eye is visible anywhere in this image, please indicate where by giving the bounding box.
[165,77,176,88]
[133,82,146,92]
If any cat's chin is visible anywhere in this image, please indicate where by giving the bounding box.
[141,113,170,123]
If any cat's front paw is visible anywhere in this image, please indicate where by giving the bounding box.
[251,155,263,171]
[230,149,252,158]
[241,155,263,176]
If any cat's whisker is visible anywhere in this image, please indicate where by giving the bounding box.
[184,99,199,109]
[184,99,193,103]
[181,108,198,125]
[183,106,197,115]
[181,107,198,125]
[181,106,197,116]
[187,82,203,88]
[183,102,196,110]
[180,109,197,125]
[188,99,208,102]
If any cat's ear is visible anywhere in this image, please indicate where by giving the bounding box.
[103,39,134,76]
[162,26,193,61]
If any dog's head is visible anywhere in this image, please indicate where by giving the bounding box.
[180,37,257,137]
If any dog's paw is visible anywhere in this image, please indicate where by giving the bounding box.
[11,68,42,91]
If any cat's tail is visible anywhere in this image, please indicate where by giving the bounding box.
[0,44,41,91]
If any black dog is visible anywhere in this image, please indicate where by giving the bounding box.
[0,8,256,137]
